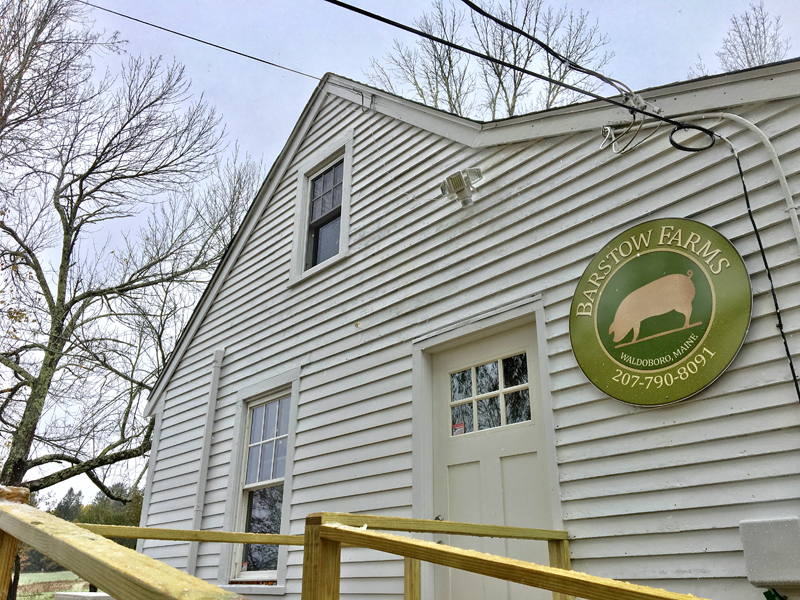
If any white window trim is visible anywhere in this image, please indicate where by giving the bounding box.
[218,367,301,594]
[288,128,354,285]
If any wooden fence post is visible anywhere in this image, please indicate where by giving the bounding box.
[548,539,573,600]
[301,514,341,600]
[0,487,31,598]
[403,557,420,600]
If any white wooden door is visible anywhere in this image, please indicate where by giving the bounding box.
[432,323,554,600]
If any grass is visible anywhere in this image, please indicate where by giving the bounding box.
[17,571,90,600]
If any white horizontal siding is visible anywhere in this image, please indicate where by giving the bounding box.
[541,98,800,594]
[143,79,800,600]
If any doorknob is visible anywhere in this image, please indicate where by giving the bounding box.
[435,515,444,521]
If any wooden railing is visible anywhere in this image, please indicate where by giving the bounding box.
[1,486,714,600]
[0,486,246,600]
[300,512,713,600]
[75,523,304,546]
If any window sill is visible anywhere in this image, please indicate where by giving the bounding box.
[222,584,286,596]
[288,250,348,288]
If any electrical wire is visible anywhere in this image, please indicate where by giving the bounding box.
[459,0,633,99]
[76,1,320,81]
[601,115,665,155]
[717,135,800,404]
[320,0,716,151]
[600,114,799,400]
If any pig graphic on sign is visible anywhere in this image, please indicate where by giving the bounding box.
[609,270,697,345]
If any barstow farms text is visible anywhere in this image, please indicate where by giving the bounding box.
[574,224,731,318]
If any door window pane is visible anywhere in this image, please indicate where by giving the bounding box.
[505,389,531,425]
[451,403,473,436]
[476,362,499,395]
[503,353,528,387]
[451,369,472,401]
[477,396,501,430]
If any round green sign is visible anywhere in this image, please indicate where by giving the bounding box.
[569,218,751,406]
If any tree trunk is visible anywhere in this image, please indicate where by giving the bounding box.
[0,358,56,486]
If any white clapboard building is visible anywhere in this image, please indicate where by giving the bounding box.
[139,60,800,600]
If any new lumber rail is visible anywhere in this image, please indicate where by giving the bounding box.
[301,512,714,600]
[0,486,246,600]
[0,486,715,600]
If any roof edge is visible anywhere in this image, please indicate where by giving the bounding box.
[144,74,334,416]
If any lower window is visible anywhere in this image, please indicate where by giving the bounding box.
[236,394,289,580]
[243,485,283,571]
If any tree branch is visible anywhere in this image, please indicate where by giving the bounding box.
[22,417,154,491]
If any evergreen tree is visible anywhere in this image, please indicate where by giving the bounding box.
[76,484,143,550]
[53,488,83,522]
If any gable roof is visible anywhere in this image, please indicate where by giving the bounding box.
[145,60,800,417]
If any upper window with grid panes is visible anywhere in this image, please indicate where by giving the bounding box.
[449,353,531,436]
[239,395,289,576]
[306,159,344,269]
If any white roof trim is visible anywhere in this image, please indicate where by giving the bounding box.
[145,61,800,416]
[326,61,800,147]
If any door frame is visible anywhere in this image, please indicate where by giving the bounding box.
[411,295,564,600]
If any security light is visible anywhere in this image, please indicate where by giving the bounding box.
[440,168,483,206]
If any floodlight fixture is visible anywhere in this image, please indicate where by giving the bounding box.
[440,168,483,206]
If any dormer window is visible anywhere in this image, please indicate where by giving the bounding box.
[307,159,344,268]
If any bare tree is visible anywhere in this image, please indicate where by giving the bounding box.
[689,1,791,78]
[535,6,611,110]
[0,0,263,496]
[471,0,543,119]
[718,1,790,70]
[366,0,613,119]
[687,54,712,79]
[367,0,475,116]
[0,0,120,176]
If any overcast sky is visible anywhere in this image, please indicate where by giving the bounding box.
[86,0,800,167]
[48,0,798,502]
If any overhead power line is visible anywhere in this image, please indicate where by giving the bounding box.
[320,0,716,149]
[76,1,320,81]
[458,0,633,98]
